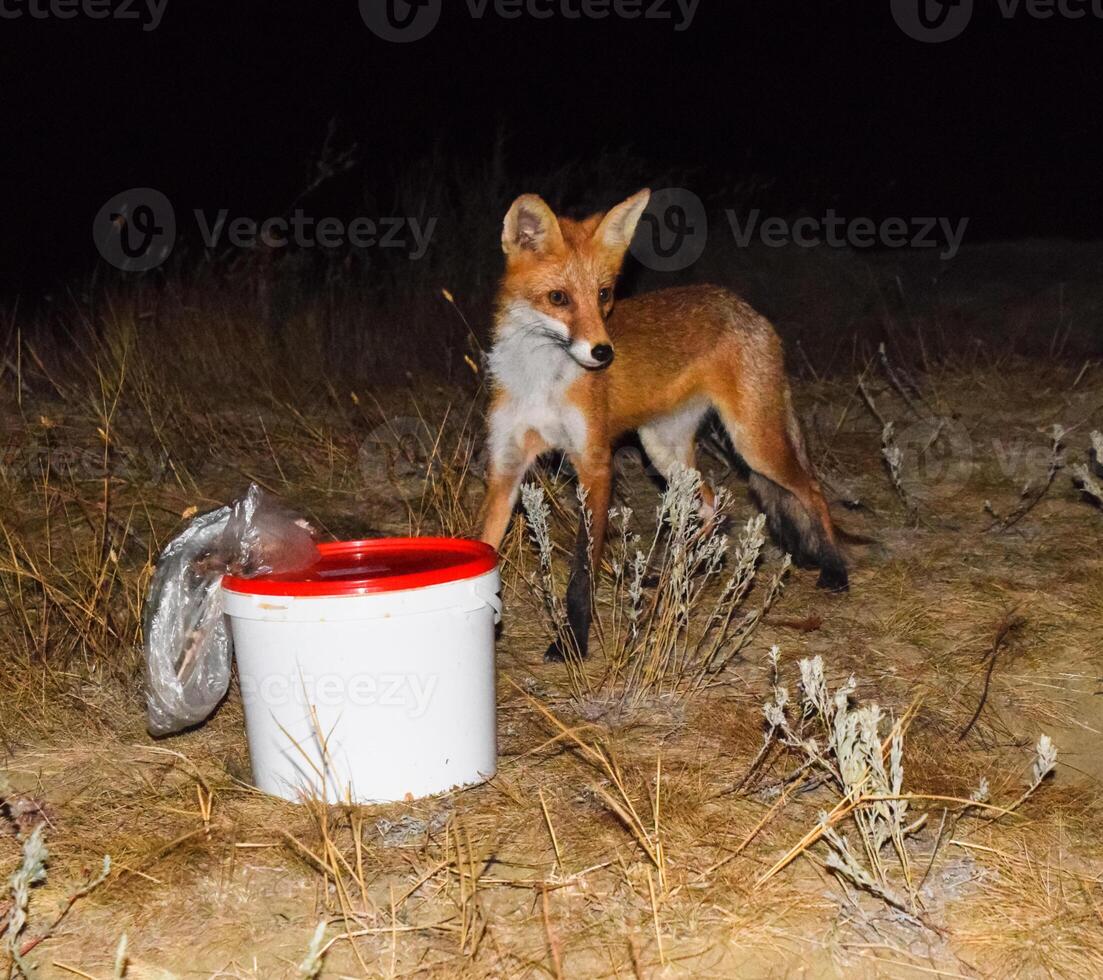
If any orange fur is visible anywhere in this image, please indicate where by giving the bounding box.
[480,190,847,659]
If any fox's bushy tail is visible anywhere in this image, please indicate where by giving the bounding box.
[748,471,848,590]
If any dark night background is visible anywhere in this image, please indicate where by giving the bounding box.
[3,0,1102,298]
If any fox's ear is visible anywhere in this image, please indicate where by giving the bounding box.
[502,194,564,257]
[594,188,651,255]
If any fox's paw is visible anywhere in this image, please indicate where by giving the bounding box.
[816,561,849,593]
[544,638,588,663]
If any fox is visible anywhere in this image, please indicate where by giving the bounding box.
[479,188,848,661]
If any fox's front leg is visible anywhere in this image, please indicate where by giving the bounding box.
[546,448,612,663]
[480,419,548,550]
[479,456,527,551]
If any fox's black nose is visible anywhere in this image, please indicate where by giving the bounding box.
[591,344,614,366]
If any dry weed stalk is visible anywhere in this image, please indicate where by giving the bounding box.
[280,708,495,971]
[1070,429,1103,510]
[278,704,376,975]
[0,475,150,672]
[512,681,667,891]
[950,825,1103,976]
[3,810,112,979]
[879,421,917,519]
[985,423,1066,531]
[363,399,483,539]
[297,922,328,979]
[111,934,128,979]
[877,342,930,420]
[758,650,1059,925]
[521,466,789,713]
[0,338,160,681]
[957,606,1025,742]
[444,815,487,958]
[4,824,48,978]
[857,372,918,520]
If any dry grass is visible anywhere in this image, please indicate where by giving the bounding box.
[1,287,1103,977]
[519,469,788,712]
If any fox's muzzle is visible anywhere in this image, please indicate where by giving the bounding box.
[569,340,615,370]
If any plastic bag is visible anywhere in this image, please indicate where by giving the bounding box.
[143,484,320,736]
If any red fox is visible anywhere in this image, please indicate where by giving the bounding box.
[479,189,847,661]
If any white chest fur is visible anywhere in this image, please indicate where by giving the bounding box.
[487,302,589,467]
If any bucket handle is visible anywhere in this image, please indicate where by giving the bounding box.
[467,578,502,624]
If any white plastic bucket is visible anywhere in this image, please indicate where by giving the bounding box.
[221,538,500,804]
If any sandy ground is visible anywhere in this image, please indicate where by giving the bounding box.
[2,359,1102,979]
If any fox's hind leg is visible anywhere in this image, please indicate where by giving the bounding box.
[637,400,716,519]
[711,382,848,592]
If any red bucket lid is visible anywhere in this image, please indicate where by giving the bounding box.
[221,538,498,598]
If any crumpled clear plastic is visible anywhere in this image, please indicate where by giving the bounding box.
[143,484,320,736]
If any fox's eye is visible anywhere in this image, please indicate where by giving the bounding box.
[548,289,570,307]
[598,287,612,304]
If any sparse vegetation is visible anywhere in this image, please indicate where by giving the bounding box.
[1,235,1102,976]
[521,467,789,713]
[756,649,1057,926]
